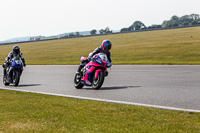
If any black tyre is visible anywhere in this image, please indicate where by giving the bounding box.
[13,70,20,86]
[92,70,104,90]
[74,73,84,89]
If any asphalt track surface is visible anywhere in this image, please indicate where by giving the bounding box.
[1,65,200,112]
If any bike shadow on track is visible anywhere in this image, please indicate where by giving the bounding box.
[84,86,141,90]
[16,84,41,87]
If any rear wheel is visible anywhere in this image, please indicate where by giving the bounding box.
[92,71,104,90]
[74,73,84,89]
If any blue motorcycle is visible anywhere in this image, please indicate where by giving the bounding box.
[3,56,24,86]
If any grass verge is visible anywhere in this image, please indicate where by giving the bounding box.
[0,89,200,132]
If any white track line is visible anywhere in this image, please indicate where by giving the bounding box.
[1,87,200,113]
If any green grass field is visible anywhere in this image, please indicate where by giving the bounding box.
[1,26,200,65]
[0,89,200,132]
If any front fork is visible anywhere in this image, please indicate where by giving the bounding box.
[3,69,6,76]
[95,69,102,79]
[95,69,108,79]
[12,69,22,77]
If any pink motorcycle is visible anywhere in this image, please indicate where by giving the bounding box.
[74,53,111,90]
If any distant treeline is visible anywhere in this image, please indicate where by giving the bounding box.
[61,14,200,38]
[120,13,200,32]
[68,13,200,36]
[59,13,200,38]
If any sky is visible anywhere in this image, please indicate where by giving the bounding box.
[0,0,199,41]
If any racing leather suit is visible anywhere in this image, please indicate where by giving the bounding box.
[77,46,112,72]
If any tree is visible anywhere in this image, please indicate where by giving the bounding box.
[99,29,104,34]
[104,27,112,34]
[190,14,200,20]
[90,29,97,35]
[129,21,146,31]
[99,27,113,34]
[162,14,200,28]
[75,32,80,36]
[69,33,75,36]
[161,20,170,28]
[191,20,199,25]
[172,23,179,27]
[148,24,161,29]
[170,15,179,22]
[179,15,192,24]
[182,22,190,26]
[120,27,130,32]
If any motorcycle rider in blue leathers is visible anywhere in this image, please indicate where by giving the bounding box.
[77,40,112,75]
[2,45,26,83]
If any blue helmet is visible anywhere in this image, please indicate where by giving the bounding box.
[102,40,112,51]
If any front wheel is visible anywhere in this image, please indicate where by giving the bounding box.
[13,70,20,86]
[92,70,104,90]
[74,73,84,89]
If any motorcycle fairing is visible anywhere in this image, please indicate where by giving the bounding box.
[95,69,102,79]
[81,61,107,86]
[82,64,95,85]
[81,80,92,86]
[93,54,107,67]
[12,58,23,69]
